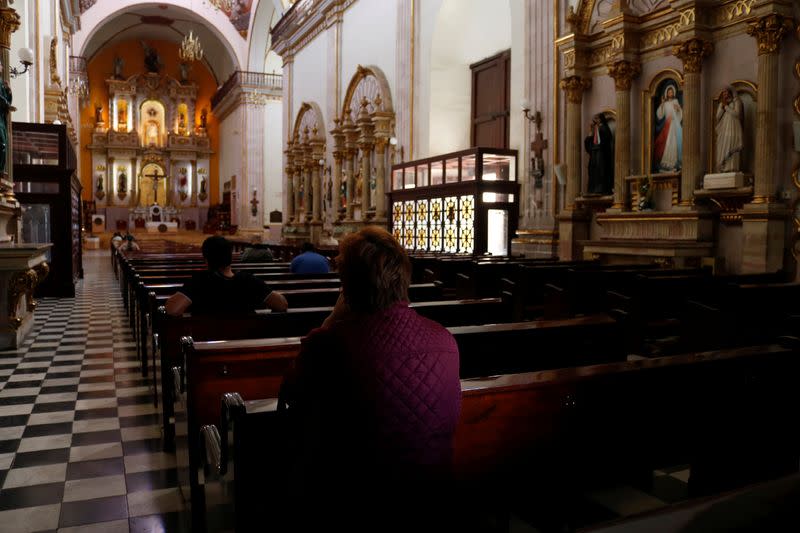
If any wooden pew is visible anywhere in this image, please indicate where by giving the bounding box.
[178,313,623,528]
[200,343,800,532]
[155,296,512,450]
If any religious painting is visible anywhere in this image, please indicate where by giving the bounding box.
[642,70,684,175]
[709,80,757,176]
[220,0,254,37]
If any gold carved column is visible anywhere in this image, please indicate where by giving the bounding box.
[747,14,793,202]
[357,98,375,217]
[284,141,295,222]
[560,76,591,210]
[371,95,393,222]
[673,39,713,207]
[301,127,313,222]
[331,119,345,220]
[310,127,324,224]
[343,110,359,221]
[292,135,304,220]
[607,61,640,210]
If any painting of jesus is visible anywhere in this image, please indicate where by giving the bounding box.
[652,79,683,173]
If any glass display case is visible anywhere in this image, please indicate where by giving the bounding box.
[12,122,83,297]
[389,147,519,255]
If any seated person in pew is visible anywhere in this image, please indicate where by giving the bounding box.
[164,236,288,316]
[240,243,275,263]
[289,241,331,274]
[279,227,460,521]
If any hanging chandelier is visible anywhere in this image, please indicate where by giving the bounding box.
[179,30,204,62]
[208,0,233,11]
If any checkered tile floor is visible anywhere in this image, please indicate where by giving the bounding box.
[0,250,190,533]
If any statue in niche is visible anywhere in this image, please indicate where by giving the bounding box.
[179,62,190,83]
[95,174,105,200]
[325,172,332,208]
[178,112,187,135]
[146,121,159,146]
[0,66,11,175]
[118,171,127,194]
[369,167,377,207]
[653,81,683,173]
[298,178,304,210]
[113,57,124,79]
[715,86,744,173]
[584,113,614,195]
[199,177,207,202]
[94,104,103,124]
[200,108,208,130]
[141,41,162,73]
[118,106,127,131]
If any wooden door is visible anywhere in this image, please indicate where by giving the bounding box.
[471,50,510,149]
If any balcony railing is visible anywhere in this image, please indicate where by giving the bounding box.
[211,71,283,109]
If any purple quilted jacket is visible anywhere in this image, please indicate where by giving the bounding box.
[285,301,461,488]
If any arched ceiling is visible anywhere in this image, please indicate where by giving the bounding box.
[79,3,242,83]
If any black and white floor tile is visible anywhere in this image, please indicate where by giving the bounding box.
[0,250,189,533]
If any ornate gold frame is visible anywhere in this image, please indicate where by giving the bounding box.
[707,79,758,175]
[641,69,685,175]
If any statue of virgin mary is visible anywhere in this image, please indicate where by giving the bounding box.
[715,86,744,173]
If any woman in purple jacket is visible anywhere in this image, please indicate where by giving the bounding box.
[280,226,461,527]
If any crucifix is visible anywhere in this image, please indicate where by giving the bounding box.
[144,168,167,204]
[530,111,548,187]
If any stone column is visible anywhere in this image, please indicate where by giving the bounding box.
[343,110,359,220]
[740,14,793,274]
[371,95,393,222]
[560,76,591,210]
[292,135,304,219]
[331,120,345,220]
[607,61,640,210]
[673,39,713,207]
[747,14,793,202]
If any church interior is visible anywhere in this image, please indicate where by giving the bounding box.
[0,0,799,531]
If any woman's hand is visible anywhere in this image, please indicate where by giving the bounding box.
[322,292,350,328]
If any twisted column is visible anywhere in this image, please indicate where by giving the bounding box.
[560,76,591,210]
[673,39,713,206]
[747,14,793,202]
[607,61,640,210]
[331,120,345,219]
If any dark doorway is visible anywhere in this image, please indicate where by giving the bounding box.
[470,50,510,149]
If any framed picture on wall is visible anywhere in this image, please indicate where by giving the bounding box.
[642,70,685,175]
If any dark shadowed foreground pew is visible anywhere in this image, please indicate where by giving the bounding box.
[178,314,624,530]
[202,343,800,532]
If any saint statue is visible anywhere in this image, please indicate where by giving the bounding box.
[584,113,614,195]
[95,174,105,199]
[141,41,162,73]
[94,104,103,124]
[118,171,127,194]
[179,62,189,83]
[0,69,12,175]
[715,86,744,173]
[326,174,333,207]
[298,178,304,210]
[146,122,159,146]
[653,83,683,172]
[113,57,124,79]
[200,108,208,130]
[178,112,187,135]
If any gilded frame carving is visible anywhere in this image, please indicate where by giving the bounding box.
[641,69,685,176]
[707,79,758,176]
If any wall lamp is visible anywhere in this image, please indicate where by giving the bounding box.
[10,48,34,78]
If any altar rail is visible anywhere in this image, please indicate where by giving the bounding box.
[210,71,283,108]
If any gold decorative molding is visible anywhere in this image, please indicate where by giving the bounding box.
[8,269,38,330]
[608,60,642,91]
[747,14,794,56]
[643,22,682,48]
[672,39,714,74]
[0,7,20,50]
[717,0,755,24]
[560,76,592,104]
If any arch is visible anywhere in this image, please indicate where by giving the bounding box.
[341,65,395,120]
[578,0,671,35]
[75,1,243,83]
[292,101,326,141]
[247,0,285,71]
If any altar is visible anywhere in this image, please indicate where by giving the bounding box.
[145,221,178,233]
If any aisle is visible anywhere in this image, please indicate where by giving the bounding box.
[0,250,189,533]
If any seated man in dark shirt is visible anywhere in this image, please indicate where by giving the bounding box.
[165,236,288,316]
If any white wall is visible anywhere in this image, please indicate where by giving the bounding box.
[10,0,33,122]
[218,106,243,209]
[420,0,516,158]
[264,99,283,215]
[291,34,329,134]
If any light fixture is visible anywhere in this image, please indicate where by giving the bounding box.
[179,30,204,62]
[318,158,325,166]
[208,0,234,11]
[10,47,34,78]
[389,137,398,146]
